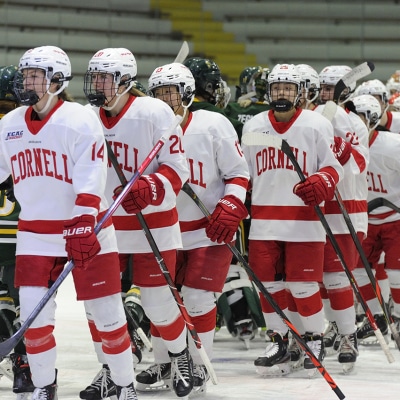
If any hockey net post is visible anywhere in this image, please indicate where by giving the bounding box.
[0,115,182,358]
[181,182,346,400]
[241,132,396,364]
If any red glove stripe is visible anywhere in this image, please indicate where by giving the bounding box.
[318,166,339,185]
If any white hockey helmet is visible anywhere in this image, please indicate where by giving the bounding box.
[15,45,72,105]
[356,79,389,110]
[148,62,195,107]
[296,64,320,103]
[84,48,137,108]
[389,93,400,111]
[267,63,302,111]
[352,94,382,130]
[319,65,355,103]
[386,70,400,95]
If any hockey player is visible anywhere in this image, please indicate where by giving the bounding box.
[241,63,343,376]
[352,94,399,343]
[142,62,249,395]
[356,79,400,133]
[183,57,244,138]
[296,64,369,372]
[0,45,136,400]
[184,59,265,344]
[225,66,270,125]
[0,65,35,399]
[82,48,192,399]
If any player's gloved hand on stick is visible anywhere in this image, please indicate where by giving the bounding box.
[63,215,101,269]
[206,195,248,244]
[293,172,335,206]
[333,136,351,165]
[113,174,165,215]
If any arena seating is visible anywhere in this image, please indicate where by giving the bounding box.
[0,0,399,102]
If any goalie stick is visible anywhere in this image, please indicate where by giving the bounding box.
[241,132,395,364]
[105,141,218,385]
[181,183,345,400]
[0,114,182,358]
[333,61,375,104]
[173,40,189,64]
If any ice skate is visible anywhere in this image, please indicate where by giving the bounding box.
[234,318,256,349]
[135,362,171,391]
[169,348,194,398]
[31,378,57,400]
[254,331,290,377]
[337,333,358,374]
[190,364,209,397]
[10,353,35,398]
[303,332,324,378]
[323,321,339,356]
[115,383,138,400]
[79,364,117,400]
[287,338,305,372]
[357,314,388,345]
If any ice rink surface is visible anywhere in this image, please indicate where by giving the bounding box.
[1,273,400,400]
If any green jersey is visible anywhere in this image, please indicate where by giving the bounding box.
[225,102,271,126]
[190,100,243,139]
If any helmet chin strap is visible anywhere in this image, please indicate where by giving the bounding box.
[102,84,132,111]
[35,90,58,116]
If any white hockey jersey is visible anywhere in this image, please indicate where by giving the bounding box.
[176,110,249,250]
[88,95,189,253]
[242,108,343,242]
[367,129,400,225]
[314,105,369,235]
[0,100,118,256]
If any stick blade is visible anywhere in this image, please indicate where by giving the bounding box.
[333,61,375,103]
[241,132,283,149]
[174,41,189,63]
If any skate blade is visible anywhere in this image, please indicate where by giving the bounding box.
[256,363,292,377]
[241,337,251,350]
[358,335,389,346]
[189,384,207,397]
[136,379,171,392]
[16,393,32,400]
[341,362,355,375]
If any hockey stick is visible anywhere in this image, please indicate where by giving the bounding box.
[105,141,218,385]
[368,197,400,214]
[174,40,189,63]
[333,190,400,348]
[181,183,345,400]
[0,115,182,358]
[333,61,375,103]
[241,132,395,364]
[320,101,400,346]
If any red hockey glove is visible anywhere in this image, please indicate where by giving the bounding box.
[206,195,248,244]
[293,172,336,206]
[63,215,101,269]
[333,136,352,165]
[113,174,165,214]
